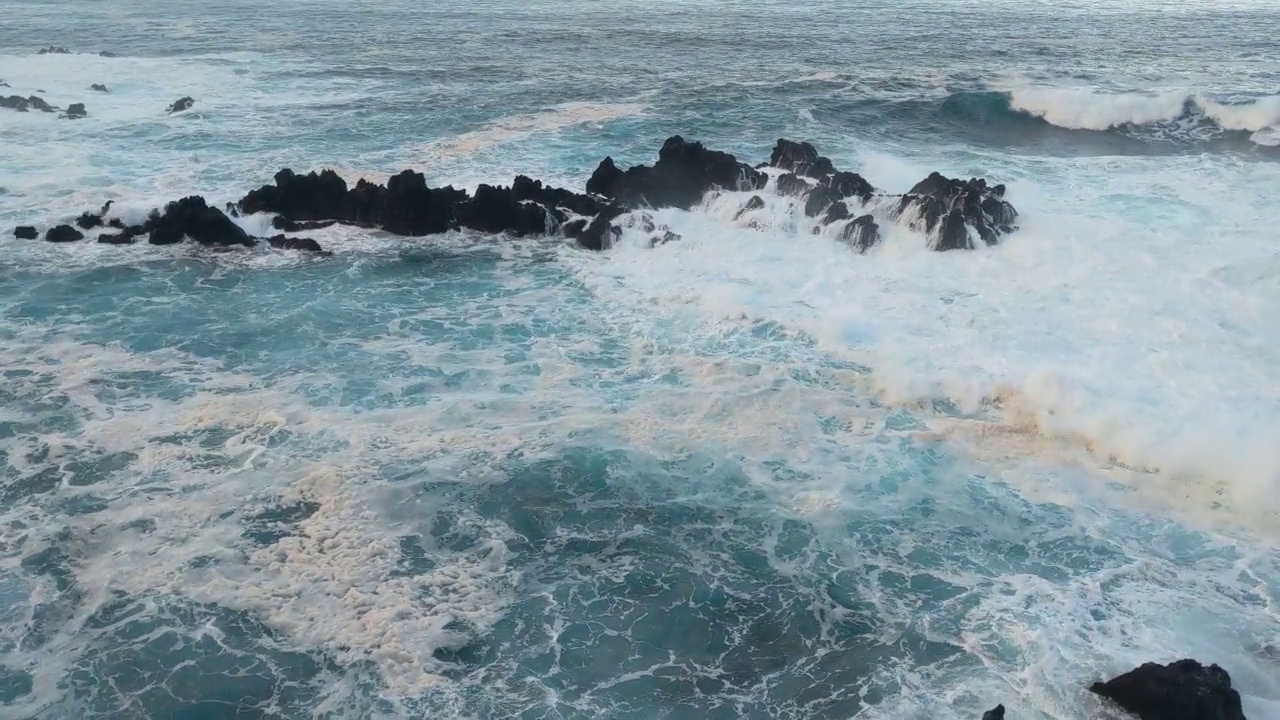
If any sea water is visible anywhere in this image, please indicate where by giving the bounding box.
[1,1,1278,718]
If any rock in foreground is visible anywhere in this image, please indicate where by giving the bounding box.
[13,226,39,240]
[1090,659,1247,720]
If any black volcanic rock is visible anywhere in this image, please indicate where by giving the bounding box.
[513,175,602,217]
[837,214,880,252]
[803,185,840,217]
[13,225,39,240]
[90,83,109,92]
[166,96,194,114]
[26,95,55,113]
[455,183,553,236]
[63,103,87,119]
[271,217,337,232]
[1,95,29,112]
[981,705,1005,720]
[379,170,463,236]
[267,234,326,253]
[820,200,850,226]
[75,212,102,229]
[895,172,1018,251]
[769,139,836,178]
[144,196,253,246]
[45,225,84,243]
[775,173,809,198]
[586,136,766,210]
[576,204,626,251]
[37,46,72,55]
[1090,659,1247,720]
[97,230,136,245]
[825,170,875,204]
[240,169,349,221]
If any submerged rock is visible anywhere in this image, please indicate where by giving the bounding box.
[166,96,194,114]
[981,705,1005,720]
[803,185,840,217]
[45,225,84,243]
[271,217,337,232]
[1090,659,1246,720]
[97,230,136,245]
[895,172,1018,251]
[37,46,72,55]
[13,226,39,240]
[90,83,109,93]
[586,135,766,210]
[267,234,327,253]
[75,212,102,229]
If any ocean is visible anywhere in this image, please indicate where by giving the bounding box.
[1,1,1279,718]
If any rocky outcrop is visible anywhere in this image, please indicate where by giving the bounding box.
[11,134,1020,256]
[37,46,71,55]
[90,84,109,93]
[166,96,194,114]
[27,96,55,113]
[3,95,57,113]
[981,705,1005,720]
[1090,659,1247,720]
[45,225,84,243]
[894,172,1018,251]
[63,103,87,119]
[13,226,39,240]
[587,135,766,210]
[144,196,254,246]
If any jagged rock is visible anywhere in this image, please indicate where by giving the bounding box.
[733,195,765,221]
[63,103,87,119]
[981,705,1005,720]
[775,173,809,198]
[144,196,253,246]
[895,172,1018,251]
[13,226,38,240]
[1,95,29,112]
[837,214,880,252]
[380,170,464,236]
[455,183,553,236]
[770,139,835,177]
[576,204,626,251]
[512,175,603,217]
[37,46,71,55]
[586,136,766,210]
[561,218,588,239]
[803,186,840,217]
[26,96,55,113]
[107,218,126,229]
[75,212,102,229]
[45,225,84,243]
[825,170,875,204]
[820,201,850,226]
[166,96,194,114]
[1090,659,1246,720]
[90,84,109,93]
[240,168,349,221]
[267,234,326,253]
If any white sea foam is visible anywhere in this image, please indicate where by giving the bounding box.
[565,148,1280,528]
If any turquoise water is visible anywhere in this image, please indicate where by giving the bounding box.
[2,2,1280,718]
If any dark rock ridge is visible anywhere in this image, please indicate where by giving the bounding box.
[37,46,71,55]
[2,95,56,113]
[166,96,194,114]
[11,135,1020,256]
[46,225,84,243]
[587,135,767,210]
[1090,659,1247,720]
